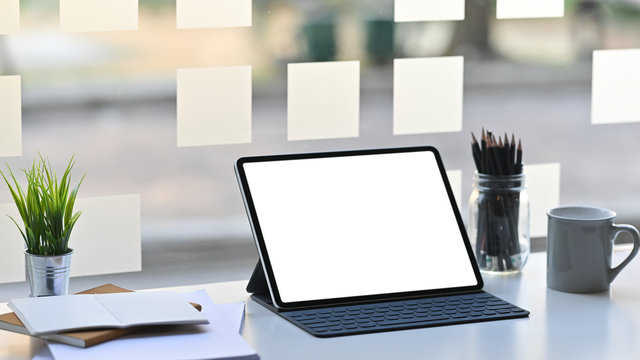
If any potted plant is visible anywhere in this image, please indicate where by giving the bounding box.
[1,155,84,297]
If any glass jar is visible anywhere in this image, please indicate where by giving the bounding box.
[468,172,530,273]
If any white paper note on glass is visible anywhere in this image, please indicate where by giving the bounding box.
[394,57,463,135]
[592,48,640,125]
[177,0,252,29]
[0,203,26,283]
[0,75,21,157]
[60,0,138,32]
[524,163,561,238]
[69,194,141,277]
[395,0,465,22]
[0,0,19,34]
[288,61,360,141]
[177,66,252,147]
[496,0,564,19]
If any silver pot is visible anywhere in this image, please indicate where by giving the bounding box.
[25,249,73,297]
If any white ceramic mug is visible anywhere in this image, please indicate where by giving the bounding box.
[547,206,640,293]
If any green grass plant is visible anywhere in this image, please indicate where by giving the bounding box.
[1,155,84,256]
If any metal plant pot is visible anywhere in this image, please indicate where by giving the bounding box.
[25,249,73,297]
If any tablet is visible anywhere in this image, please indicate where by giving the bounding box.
[235,146,482,309]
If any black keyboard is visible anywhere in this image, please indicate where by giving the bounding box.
[252,291,529,337]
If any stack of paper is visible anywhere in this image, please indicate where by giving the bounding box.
[35,290,258,360]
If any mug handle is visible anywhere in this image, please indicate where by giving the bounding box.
[609,224,640,282]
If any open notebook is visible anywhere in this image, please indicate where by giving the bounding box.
[9,291,208,336]
[235,146,529,337]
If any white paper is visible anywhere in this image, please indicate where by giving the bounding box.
[177,0,252,29]
[591,48,640,125]
[496,0,564,19]
[395,0,465,22]
[288,61,360,141]
[69,194,141,277]
[0,75,22,157]
[10,291,207,335]
[45,290,254,360]
[177,66,252,147]
[0,203,26,284]
[0,0,19,34]
[524,163,561,238]
[394,57,463,135]
[60,0,138,32]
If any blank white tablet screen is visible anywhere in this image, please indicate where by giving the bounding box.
[243,150,478,303]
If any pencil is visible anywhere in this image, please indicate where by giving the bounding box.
[470,129,524,271]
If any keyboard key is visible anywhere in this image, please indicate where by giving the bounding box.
[308,323,330,329]
[295,316,315,322]
[379,315,450,327]
[302,319,327,325]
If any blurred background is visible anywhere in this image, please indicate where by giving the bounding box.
[1,0,640,297]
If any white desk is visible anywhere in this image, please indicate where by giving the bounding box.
[2,251,640,360]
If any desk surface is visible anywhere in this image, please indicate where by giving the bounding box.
[2,251,640,360]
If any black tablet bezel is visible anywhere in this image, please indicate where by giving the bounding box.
[235,146,483,310]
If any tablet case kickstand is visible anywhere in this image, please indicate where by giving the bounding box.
[246,261,268,295]
[246,261,277,308]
